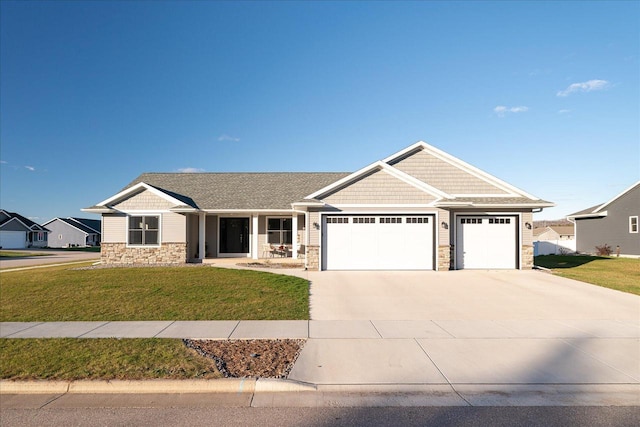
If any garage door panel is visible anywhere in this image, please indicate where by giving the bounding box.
[0,231,27,249]
[323,215,434,270]
[456,216,517,269]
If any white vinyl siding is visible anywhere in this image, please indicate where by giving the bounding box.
[162,212,187,242]
[102,214,127,243]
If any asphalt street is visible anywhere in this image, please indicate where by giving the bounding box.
[1,404,638,427]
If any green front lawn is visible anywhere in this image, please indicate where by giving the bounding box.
[0,339,220,380]
[0,250,52,258]
[535,255,640,295]
[0,265,309,321]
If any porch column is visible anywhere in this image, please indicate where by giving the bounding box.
[252,214,259,259]
[292,214,298,259]
[198,212,206,261]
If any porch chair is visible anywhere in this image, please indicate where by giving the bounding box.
[262,244,275,258]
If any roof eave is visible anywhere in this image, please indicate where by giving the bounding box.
[81,207,117,214]
[567,211,608,220]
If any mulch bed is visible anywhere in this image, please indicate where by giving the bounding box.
[183,339,305,379]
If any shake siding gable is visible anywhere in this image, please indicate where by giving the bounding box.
[389,150,510,195]
[321,169,437,204]
[113,189,176,210]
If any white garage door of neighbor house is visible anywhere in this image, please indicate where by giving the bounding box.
[0,231,27,249]
[322,215,434,270]
[455,216,517,269]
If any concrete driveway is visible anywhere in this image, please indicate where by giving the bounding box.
[289,269,640,401]
[307,269,639,321]
[0,249,100,270]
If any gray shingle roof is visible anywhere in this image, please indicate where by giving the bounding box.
[568,204,602,217]
[59,218,100,234]
[0,210,49,231]
[125,173,351,210]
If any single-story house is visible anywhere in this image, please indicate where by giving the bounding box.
[533,225,576,256]
[0,209,50,249]
[42,217,101,248]
[533,225,575,241]
[83,141,554,270]
[568,181,640,256]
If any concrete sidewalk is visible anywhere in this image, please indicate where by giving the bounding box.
[2,319,638,406]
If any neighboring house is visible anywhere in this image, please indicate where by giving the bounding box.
[0,209,49,249]
[42,217,101,248]
[533,225,576,256]
[568,181,640,256]
[83,141,554,270]
[533,226,574,241]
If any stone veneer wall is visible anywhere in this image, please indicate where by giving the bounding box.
[306,245,320,270]
[101,243,188,265]
[521,245,534,269]
[438,245,451,271]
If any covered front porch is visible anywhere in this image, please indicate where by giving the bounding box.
[186,211,307,263]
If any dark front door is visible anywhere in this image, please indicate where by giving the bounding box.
[220,217,250,254]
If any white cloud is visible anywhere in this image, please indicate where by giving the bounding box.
[494,105,529,117]
[558,109,571,114]
[556,79,610,97]
[176,167,205,173]
[25,166,35,171]
[218,134,240,142]
[0,160,7,164]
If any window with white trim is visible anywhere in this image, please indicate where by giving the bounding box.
[128,215,159,245]
[630,216,638,233]
[267,217,292,244]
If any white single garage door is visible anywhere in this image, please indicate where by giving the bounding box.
[0,231,27,249]
[455,215,518,269]
[322,215,434,270]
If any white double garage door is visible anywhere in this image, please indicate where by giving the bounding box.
[322,214,518,270]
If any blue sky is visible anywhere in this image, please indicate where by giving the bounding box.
[1,1,638,222]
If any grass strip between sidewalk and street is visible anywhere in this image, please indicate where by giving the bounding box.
[0,265,309,321]
[0,338,221,380]
[0,250,52,258]
[534,255,640,296]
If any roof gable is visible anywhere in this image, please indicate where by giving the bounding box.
[98,182,188,209]
[320,167,440,205]
[43,217,101,235]
[568,181,639,218]
[0,210,48,231]
[385,141,537,198]
[306,161,450,202]
[593,181,640,213]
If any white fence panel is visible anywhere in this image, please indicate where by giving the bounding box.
[534,240,576,256]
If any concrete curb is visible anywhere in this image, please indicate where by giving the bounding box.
[0,378,316,395]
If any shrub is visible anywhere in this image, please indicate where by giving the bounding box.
[595,244,612,256]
